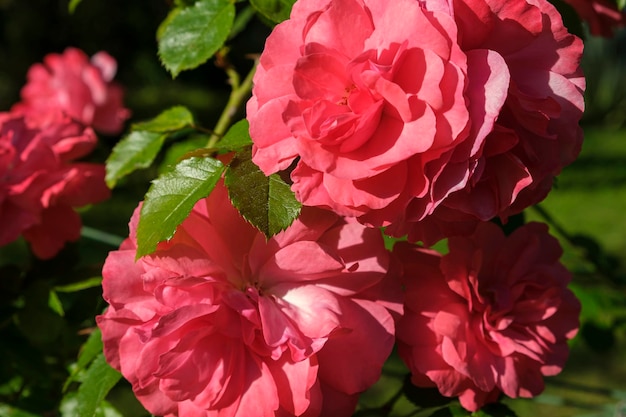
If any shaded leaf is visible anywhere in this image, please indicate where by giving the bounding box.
[224,148,301,238]
[131,105,194,133]
[212,119,252,151]
[403,374,453,409]
[474,403,518,417]
[158,0,235,77]
[250,0,295,23]
[75,354,122,417]
[68,0,83,13]
[0,404,41,417]
[105,131,166,188]
[137,157,225,257]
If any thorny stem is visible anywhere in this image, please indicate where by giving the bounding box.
[206,56,258,149]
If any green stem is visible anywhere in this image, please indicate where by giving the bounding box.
[81,226,124,247]
[207,59,258,148]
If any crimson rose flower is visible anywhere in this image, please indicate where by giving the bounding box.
[0,112,110,258]
[563,0,625,37]
[247,0,584,245]
[97,182,402,417]
[394,222,580,411]
[14,47,130,135]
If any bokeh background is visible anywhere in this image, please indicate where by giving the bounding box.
[0,1,625,416]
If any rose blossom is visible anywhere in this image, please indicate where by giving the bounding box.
[563,0,625,37]
[0,111,110,259]
[247,0,584,246]
[385,0,585,244]
[97,181,402,417]
[394,221,580,411]
[13,47,130,135]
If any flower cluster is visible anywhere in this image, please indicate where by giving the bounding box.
[0,48,128,258]
[98,0,586,414]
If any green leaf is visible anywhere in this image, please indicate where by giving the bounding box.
[64,328,104,391]
[0,404,41,417]
[131,105,194,133]
[137,157,226,257]
[158,0,236,77]
[75,354,122,417]
[48,290,65,317]
[213,119,252,151]
[250,0,295,23]
[105,131,166,188]
[472,403,518,417]
[224,148,301,238]
[68,0,83,13]
[54,276,103,293]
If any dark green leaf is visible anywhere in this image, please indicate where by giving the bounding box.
[0,404,41,417]
[105,131,166,188]
[213,119,252,151]
[137,157,226,257]
[426,404,469,417]
[75,354,122,417]
[68,0,83,13]
[224,148,301,238]
[250,0,295,23]
[158,0,235,77]
[131,105,194,133]
[473,403,518,417]
[403,374,454,408]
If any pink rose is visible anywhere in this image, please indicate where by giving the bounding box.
[563,0,625,37]
[386,0,586,244]
[97,181,402,417]
[394,222,580,411]
[247,0,584,246]
[13,47,130,135]
[0,111,110,259]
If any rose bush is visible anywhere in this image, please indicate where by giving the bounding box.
[13,47,130,135]
[247,0,584,245]
[0,111,110,259]
[97,181,402,417]
[563,0,626,37]
[394,221,580,411]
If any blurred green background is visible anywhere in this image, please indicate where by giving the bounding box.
[0,1,625,416]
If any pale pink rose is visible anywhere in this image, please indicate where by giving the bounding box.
[97,182,402,417]
[14,47,130,135]
[247,0,584,246]
[564,0,625,37]
[0,111,110,258]
[394,222,580,411]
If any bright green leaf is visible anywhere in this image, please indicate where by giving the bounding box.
[131,105,194,133]
[618,0,625,12]
[158,0,235,77]
[61,395,123,417]
[75,354,122,417]
[136,157,226,257]
[224,148,301,238]
[105,131,166,188]
[213,119,252,151]
[54,276,103,293]
[68,0,83,13]
[48,290,65,317]
[250,0,295,23]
